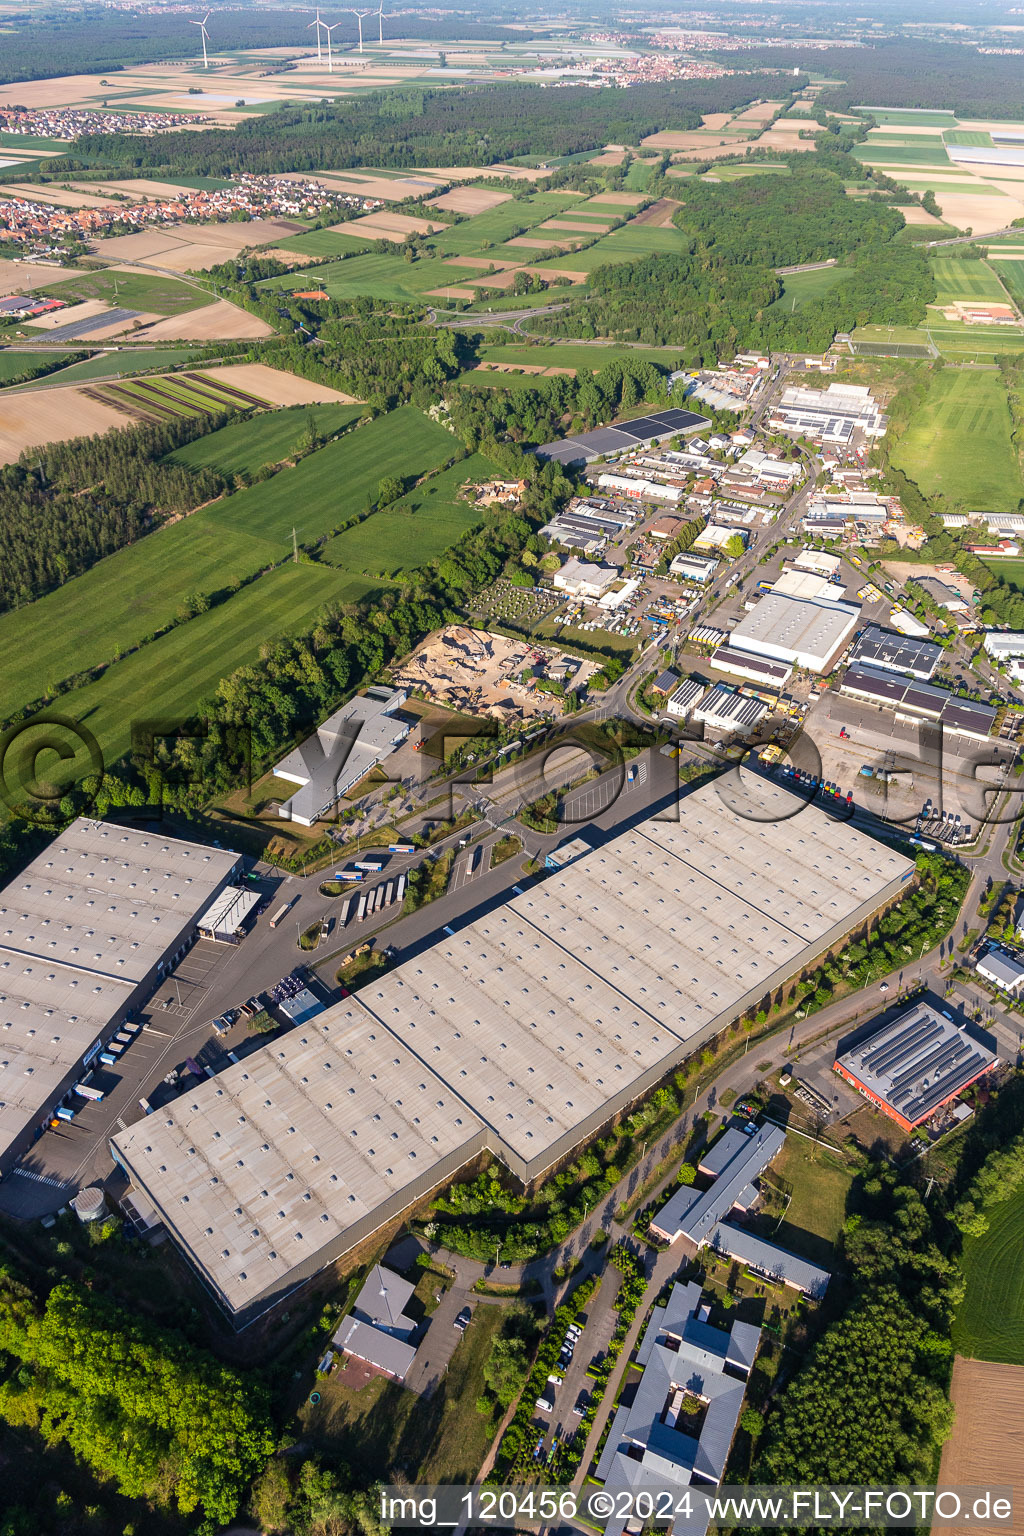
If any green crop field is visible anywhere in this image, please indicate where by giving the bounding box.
[989,261,1024,309]
[953,1188,1024,1364]
[321,451,495,575]
[264,250,449,304]
[18,348,202,386]
[856,108,959,127]
[891,368,1023,514]
[540,224,688,274]
[624,160,655,191]
[978,556,1024,592]
[166,402,365,477]
[95,370,268,420]
[0,517,280,718]
[42,563,348,774]
[269,228,376,259]
[853,143,955,166]
[0,350,69,382]
[767,264,845,311]
[49,270,214,315]
[929,257,1010,304]
[214,406,455,544]
[945,129,994,147]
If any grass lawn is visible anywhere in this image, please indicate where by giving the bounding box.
[929,256,1010,305]
[891,368,1023,514]
[980,556,1024,591]
[50,269,214,314]
[767,264,845,311]
[165,401,365,476]
[707,162,791,181]
[214,406,455,544]
[953,1186,1024,1363]
[320,451,494,575]
[0,517,280,718]
[749,1140,854,1272]
[298,1302,507,1483]
[41,563,347,773]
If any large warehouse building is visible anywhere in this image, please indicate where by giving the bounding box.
[112,779,915,1326]
[0,821,240,1176]
[728,590,860,673]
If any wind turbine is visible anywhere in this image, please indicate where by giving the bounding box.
[325,19,345,72]
[376,2,392,44]
[190,11,211,69]
[307,7,326,64]
[347,8,374,53]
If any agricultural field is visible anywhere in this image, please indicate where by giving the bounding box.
[0,515,281,719]
[0,350,73,382]
[939,1358,1024,1525]
[90,368,270,421]
[213,406,456,545]
[264,249,452,304]
[856,108,959,127]
[890,368,1023,514]
[38,562,346,774]
[953,1187,1024,1364]
[853,144,955,166]
[44,269,214,316]
[705,162,791,181]
[14,348,203,386]
[321,452,495,576]
[990,260,1024,309]
[270,227,377,260]
[929,257,1011,305]
[166,401,365,477]
[545,224,688,274]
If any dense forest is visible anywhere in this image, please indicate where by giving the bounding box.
[0,7,528,85]
[719,39,1024,121]
[0,1263,273,1533]
[52,74,796,177]
[530,162,934,359]
[0,416,227,614]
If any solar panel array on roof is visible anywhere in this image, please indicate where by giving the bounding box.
[841,664,996,740]
[535,409,708,465]
[835,1002,997,1128]
[852,624,941,681]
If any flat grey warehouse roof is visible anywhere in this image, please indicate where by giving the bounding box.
[0,820,238,1169]
[113,776,914,1323]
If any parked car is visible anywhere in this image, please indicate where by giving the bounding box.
[454,1306,472,1332]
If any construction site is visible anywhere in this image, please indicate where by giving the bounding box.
[391,625,597,720]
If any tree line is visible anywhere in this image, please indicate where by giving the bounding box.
[52,75,796,179]
[0,414,228,614]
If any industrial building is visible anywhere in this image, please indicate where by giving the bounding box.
[694,524,748,553]
[0,820,240,1176]
[834,1003,998,1130]
[539,500,635,553]
[111,780,914,1325]
[851,624,941,682]
[665,677,707,719]
[793,549,842,579]
[708,646,792,687]
[691,685,768,736]
[594,1280,760,1535]
[535,408,708,467]
[273,687,409,826]
[196,886,260,944]
[552,557,620,600]
[840,664,997,742]
[729,590,860,673]
[976,947,1024,997]
[769,382,887,444]
[596,473,684,504]
[671,552,719,583]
